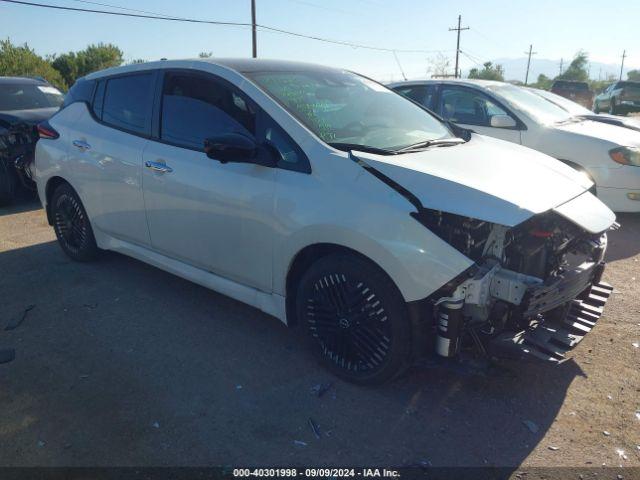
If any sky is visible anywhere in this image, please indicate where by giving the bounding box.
[2,0,638,82]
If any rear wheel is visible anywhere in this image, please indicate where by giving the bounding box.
[0,160,18,206]
[296,253,411,385]
[51,183,99,262]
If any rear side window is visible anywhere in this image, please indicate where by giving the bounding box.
[102,73,154,135]
[61,80,95,109]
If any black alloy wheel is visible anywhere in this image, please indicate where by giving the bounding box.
[296,254,411,384]
[52,183,99,261]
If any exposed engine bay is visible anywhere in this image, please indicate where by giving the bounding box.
[416,208,615,363]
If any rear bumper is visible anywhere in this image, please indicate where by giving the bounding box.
[490,281,612,363]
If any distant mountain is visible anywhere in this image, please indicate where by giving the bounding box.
[468,57,635,83]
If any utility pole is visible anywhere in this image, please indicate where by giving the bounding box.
[251,0,257,58]
[524,44,537,85]
[449,15,469,78]
[620,50,627,80]
[559,58,563,75]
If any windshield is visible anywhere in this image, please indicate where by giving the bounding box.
[246,69,453,151]
[530,88,591,115]
[489,84,573,124]
[0,83,64,111]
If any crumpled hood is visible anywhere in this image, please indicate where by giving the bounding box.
[0,107,58,128]
[354,134,602,228]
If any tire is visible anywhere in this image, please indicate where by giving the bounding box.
[51,183,99,262]
[593,102,600,114]
[609,98,617,115]
[0,160,17,206]
[295,253,411,385]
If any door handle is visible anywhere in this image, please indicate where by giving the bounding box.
[72,140,91,151]
[145,160,173,174]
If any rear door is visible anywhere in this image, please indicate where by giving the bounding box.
[141,70,279,292]
[435,85,523,144]
[66,71,156,246]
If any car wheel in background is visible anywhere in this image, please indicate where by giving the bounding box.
[609,99,617,115]
[0,160,18,206]
[51,183,99,262]
[593,101,600,114]
[296,253,411,385]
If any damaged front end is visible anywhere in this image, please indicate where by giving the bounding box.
[415,208,616,364]
[0,120,39,192]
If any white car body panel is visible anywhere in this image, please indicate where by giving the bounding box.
[36,60,616,326]
[355,134,592,226]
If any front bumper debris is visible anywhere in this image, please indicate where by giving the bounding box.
[489,281,613,363]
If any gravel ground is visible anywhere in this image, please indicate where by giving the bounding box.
[0,200,638,470]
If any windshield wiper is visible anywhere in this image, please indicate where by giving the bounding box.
[328,143,398,155]
[396,137,466,153]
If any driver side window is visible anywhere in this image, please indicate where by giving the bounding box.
[160,73,255,150]
[439,87,509,127]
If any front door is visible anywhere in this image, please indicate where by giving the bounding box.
[437,85,523,144]
[142,70,276,292]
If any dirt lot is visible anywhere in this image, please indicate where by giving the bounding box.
[0,200,639,470]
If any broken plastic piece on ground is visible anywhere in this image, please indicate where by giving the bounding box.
[293,440,307,447]
[310,382,332,397]
[0,348,15,365]
[4,304,35,331]
[308,418,321,439]
[522,420,539,433]
[548,446,559,451]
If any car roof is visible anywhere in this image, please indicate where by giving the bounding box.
[84,58,346,81]
[387,78,506,89]
[0,76,50,85]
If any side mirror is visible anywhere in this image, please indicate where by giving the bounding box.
[490,114,517,128]
[204,133,257,164]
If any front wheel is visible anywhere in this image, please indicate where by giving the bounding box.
[609,99,618,115]
[51,183,99,262]
[296,253,411,384]
[593,102,600,114]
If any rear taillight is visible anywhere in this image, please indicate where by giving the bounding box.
[37,121,59,140]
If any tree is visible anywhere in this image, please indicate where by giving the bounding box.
[0,39,66,90]
[52,43,123,86]
[198,52,213,58]
[129,59,147,64]
[427,53,453,78]
[468,62,504,81]
[556,51,589,82]
[628,69,640,81]
[531,73,553,90]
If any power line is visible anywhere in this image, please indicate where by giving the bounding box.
[0,0,445,54]
[449,14,469,79]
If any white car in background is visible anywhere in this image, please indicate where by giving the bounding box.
[389,79,640,212]
[36,59,615,383]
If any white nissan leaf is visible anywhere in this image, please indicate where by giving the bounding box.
[36,59,616,384]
